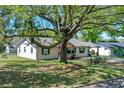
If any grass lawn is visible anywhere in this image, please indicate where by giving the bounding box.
[0,54,124,88]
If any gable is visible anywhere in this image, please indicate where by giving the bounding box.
[17,39,36,49]
[16,38,26,48]
[67,42,76,48]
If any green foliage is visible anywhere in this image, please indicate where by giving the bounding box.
[0,41,5,54]
[81,29,102,42]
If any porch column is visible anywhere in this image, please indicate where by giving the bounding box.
[36,46,40,63]
[96,46,99,56]
[87,47,91,56]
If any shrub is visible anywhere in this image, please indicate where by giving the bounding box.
[94,56,108,64]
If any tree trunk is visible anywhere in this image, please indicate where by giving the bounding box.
[36,46,40,64]
[58,40,68,64]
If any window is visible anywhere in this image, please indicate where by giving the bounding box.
[67,48,76,54]
[79,47,85,53]
[104,48,107,50]
[72,48,76,53]
[31,47,33,54]
[42,48,50,55]
[67,48,71,54]
[19,47,21,53]
[24,47,26,53]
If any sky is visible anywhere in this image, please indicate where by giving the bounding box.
[101,32,111,40]
[33,16,54,29]
[8,16,124,41]
[9,16,54,30]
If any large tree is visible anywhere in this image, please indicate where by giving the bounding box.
[1,5,124,63]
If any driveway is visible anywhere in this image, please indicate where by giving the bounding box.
[107,58,124,63]
[83,77,124,88]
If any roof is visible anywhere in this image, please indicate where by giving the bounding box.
[97,42,115,49]
[16,38,27,48]
[9,37,23,46]
[110,43,124,48]
[5,37,23,47]
[96,42,124,48]
[38,38,53,46]
[16,38,98,48]
[16,38,53,48]
[69,39,98,47]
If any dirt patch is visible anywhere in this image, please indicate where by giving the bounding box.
[36,64,83,72]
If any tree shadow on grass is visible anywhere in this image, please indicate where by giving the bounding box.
[1,62,85,72]
[1,62,124,88]
[2,63,37,71]
[0,63,93,87]
[0,71,75,88]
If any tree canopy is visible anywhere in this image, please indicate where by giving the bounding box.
[1,5,124,62]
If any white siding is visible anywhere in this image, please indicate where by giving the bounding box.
[17,41,37,60]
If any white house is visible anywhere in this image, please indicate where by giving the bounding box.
[90,43,114,56]
[16,38,98,60]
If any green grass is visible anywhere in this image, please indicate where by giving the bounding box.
[0,54,124,88]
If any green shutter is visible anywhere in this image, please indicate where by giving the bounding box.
[41,48,44,55]
[67,48,68,53]
[48,49,50,54]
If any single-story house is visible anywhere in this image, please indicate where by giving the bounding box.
[90,43,114,56]
[5,44,17,53]
[5,37,22,54]
[66,39,98,58]
[16,38,98,60]
[90,42,124,56]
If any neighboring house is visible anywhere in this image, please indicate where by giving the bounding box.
[5,44,17,53]
[90,43,114,56]
[16,38,98,60]
[90,42,124,56]
[5,37,22,54]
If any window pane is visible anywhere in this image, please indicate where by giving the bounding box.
[67,48,76,54]
[79,47,85,53]
[24,47,26,53]
[44,49,48,54]
[31,47,33,54]
[42,48,50,55]
[67,48,71,54]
